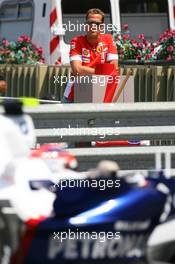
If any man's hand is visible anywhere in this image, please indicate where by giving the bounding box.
[71,61,95,76]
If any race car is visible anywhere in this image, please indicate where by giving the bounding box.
[147,217,175,263]
[31,143,78,171]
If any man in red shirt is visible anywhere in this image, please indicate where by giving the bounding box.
[62,8,118,103]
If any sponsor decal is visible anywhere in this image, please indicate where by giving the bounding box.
[82,48,90,57]
[128,141,140,144]
[96,46,102,53]
[114,220,151,231]
[48,234,147,260]
[82,57,90,63]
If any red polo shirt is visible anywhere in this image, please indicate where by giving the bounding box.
[64,34,118,100]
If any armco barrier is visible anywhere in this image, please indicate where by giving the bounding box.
[7,102,173,146]
[24,101,175,170]
[1,102,175,170]
[69,146,175,171]
[0,64,175,101]
[1,102,175,142]
[21,101,175,128]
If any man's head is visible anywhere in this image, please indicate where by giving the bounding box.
[86,8,105,39]
[0,74,7,95]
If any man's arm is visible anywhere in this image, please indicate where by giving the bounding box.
[109,59,118,69]
[70,37,95,76]
[70,60,95,76]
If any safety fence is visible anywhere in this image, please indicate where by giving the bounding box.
[0,64,175,101]
[24,102,175,145]
[69,146,175,171]
[0,64,71,99]
[1,101,175,170]
[23,102,175,170]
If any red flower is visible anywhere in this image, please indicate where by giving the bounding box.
[137,42,143,49]
[167,45,174,53]
[136,54,142,60]
[137,34,145,40]
[23,36,31,42]
[166,55,173,61]
[123,34,130,41]
[142,39,149,46]
[166,30,173,38]
[17,36,24,43]
[21,47,27,52]
[122,24,129,31]
[0,49,6,55]
[130,39,139,47]
[18,35,31,43]
[39,58,45,63]
[145,54,152,60]
[2,39,9,46]
[150,44,155,52]
[36,47,43,55]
